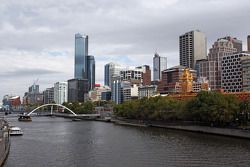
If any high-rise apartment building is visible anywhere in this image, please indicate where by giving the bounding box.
[86,55,95,90]
[207,38,237,90]
[136,65,151,86]
[68,79,89,102]
[75,33,88,79]
[54,82,68,104]
[104,62,125,87]
[153,52,167,81]
[179,30,207,69]
[221,52,250,92]
[43,87,54,104]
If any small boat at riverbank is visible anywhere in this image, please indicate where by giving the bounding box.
[9,126,23,136]
[18,115,32,122]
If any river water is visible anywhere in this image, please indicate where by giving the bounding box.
[3,116,250,167]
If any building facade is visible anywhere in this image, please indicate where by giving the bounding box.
[153,52,167,81]
[136,65,151,86]
[120,67,143,85]
[111,76,122,104]
[54,82,68,104]
[88,86,111,102]
[158,65,197,94]
[179,30,207,69]
[138,85,158,99]
[220,36,242,52]
[207,38,237,90]
[68,79,89,103]
[104,62,125,87]
[43,87,54,104]
[75,33,88,79]
[241,56,250,92]
[221,52,250,92]
[86,55,95,90]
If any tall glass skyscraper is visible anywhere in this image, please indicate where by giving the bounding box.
[75,33,88,79]
[86,55,95,90]
[153,52,167,81]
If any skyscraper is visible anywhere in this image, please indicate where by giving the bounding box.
[153,52,167,81]
[75,33,88,79]
[54,82,68,104]
[86,55,95,90]
[179,30,207,69]
[220,36,242,52]
[104,62,125,87]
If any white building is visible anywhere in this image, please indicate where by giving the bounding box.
[104,62,125,87]
[54,82,68,104]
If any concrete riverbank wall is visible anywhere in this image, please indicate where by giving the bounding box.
[113,119,250,139]
[0,121,10,167]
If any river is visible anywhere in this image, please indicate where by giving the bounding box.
[3,116,250,167]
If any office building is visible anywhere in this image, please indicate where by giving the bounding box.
[43,87,54,104]
[241,56,250,92]
[111,76,122,104]
[207,38,237,90]
[136,65,151,86]
[54,82,68,104]
[75,33,88,79]
[153,52,167,81]
[68,79,89,102]
[138,85,158,99]
[86,55,95,90]
[88,85,111,102]
[104,62,125,87]
[120,67,143,85]
[221,52,250,92]
[179,30,207,69]
[220,36,242,52]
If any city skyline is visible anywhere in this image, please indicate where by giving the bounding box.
[0,0,250,98]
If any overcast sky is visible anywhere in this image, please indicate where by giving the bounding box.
[0,0,250,99]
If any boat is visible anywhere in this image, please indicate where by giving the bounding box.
[18,115,32,122]
[104,116,111,122]
[72,118,81,121]
[9,126,23,136]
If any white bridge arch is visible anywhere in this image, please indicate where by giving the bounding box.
[27,104,77,116]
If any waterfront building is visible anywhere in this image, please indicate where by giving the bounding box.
[88,85,111,102]
[43,87,54,104]
[68,79,89,102]
[136,65,151,86]
[179,30,207,69]
[153,52,167,81]
[158,65,197,94]
[75,33,88,79]
[138,85,158,99]
[221,52,250,92]
[104,62,125,87]
[241,56,250,92]
[54,82,68,104]
[111,76,122,104]
[86,55,95,90]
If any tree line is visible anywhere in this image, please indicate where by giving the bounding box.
[114,91,250,127]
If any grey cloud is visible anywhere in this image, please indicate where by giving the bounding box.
[0,68,61,78]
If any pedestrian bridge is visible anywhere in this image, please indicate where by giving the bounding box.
[26,103,100,118]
